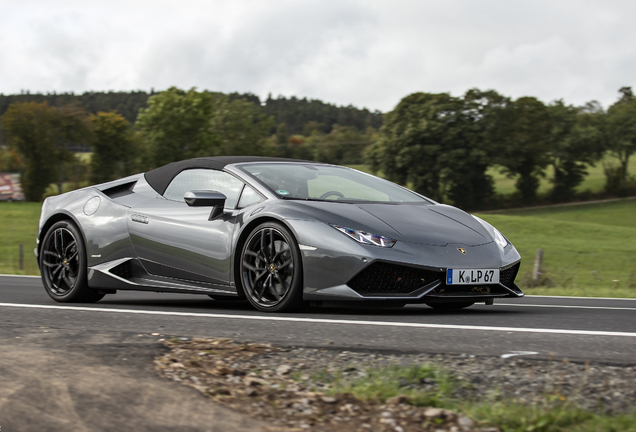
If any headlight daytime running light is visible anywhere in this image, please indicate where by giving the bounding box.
[472,215,509,249]
[330,224,397,248]
[492,228,508,249]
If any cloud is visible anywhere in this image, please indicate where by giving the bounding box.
[1,0,636,111]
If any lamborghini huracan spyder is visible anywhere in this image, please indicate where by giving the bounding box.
[36,156,523,312]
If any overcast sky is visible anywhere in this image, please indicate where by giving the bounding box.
[1,0,635,112]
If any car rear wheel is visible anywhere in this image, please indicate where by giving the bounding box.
[240,222,303,312]
[425,301,475,310]
[40,220,104,303]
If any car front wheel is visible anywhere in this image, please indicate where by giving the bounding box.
[240,222,303,312]
[40,220,104,303]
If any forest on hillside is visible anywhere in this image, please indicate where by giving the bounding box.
[0,90,383,136]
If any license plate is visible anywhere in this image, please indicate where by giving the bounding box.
[446,268,499,285]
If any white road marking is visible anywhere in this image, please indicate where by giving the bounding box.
[1,302,636,338]
[501,351,539,359]
[527,295,636,301]
[1,276,635,302]
[495,303,636,311]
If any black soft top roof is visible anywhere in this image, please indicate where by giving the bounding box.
[144,156,313,195]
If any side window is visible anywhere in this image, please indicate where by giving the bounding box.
[164,169,244,209]
[237,185,263,208]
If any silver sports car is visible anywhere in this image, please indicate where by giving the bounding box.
[36,156,523,312]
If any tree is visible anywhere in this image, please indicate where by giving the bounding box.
[449,89,508,209]
[367,93,447,200]
[262,94,382,135]
[493,97,551,204]
[0,146,23,172]
[136,87,219,167]
[136,88,275,167]
[1,101,90,201]
[545,101,604,202]
[605,87,636,193]
[89,111,137,184]
[304,125,372,165]
[1,90,384,136]
[49,103,93,194]
[210,95,275,156]
[366,91,496,209]
[275,123,290,157]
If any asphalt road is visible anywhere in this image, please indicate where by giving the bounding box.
[2,275,635,365]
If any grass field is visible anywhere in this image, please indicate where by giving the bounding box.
[477,198,636,298]
[352,153,636,197]
[0,202,41,275]
[1,198,634,298]
[487,154,636,196]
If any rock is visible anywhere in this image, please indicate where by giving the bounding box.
[215,366,234,375]
[277,364,292,375]
[208,387,231,396]
[320,396,337,404]
[386,395,409,405]
[458,416,475,429]
[243,377,263,386]
[424,407,444,419]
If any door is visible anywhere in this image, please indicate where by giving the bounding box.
[127,169,246,288]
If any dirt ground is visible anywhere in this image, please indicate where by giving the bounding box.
[0,327,267,432]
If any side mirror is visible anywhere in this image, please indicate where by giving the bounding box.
[184,190,227,220]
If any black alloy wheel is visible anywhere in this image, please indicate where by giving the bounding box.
[40,221,104,303]
[240,222,303,312]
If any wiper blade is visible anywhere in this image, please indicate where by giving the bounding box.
[280,197,324,202]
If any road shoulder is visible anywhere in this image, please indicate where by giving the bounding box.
[0,327,267,432]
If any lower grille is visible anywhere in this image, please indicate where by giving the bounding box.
[500,262,520,288]
[347,262,442,294]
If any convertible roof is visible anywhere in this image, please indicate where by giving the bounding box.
[144,156,312,195]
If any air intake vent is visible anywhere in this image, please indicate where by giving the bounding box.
[109,261,133,279]
[347,262,442,294]
[500,262,520,288]
[101,181,136,199]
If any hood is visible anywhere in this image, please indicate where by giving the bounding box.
[288,201,491,246]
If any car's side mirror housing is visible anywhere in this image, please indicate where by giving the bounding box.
[184,190,227,220]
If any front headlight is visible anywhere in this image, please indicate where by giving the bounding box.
[472,215,508,249]
[330,224,397,248]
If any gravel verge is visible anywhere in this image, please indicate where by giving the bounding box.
[155,337,636,432]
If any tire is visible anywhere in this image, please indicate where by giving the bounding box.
[39,220,104,303]
[239,221,303,312]
[425,301,475,310]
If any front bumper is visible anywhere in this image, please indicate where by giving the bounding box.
[286,220,523,303]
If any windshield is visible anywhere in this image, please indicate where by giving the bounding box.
[240,163,430,203]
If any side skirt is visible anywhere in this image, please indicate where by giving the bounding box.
[87,258,238,296]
